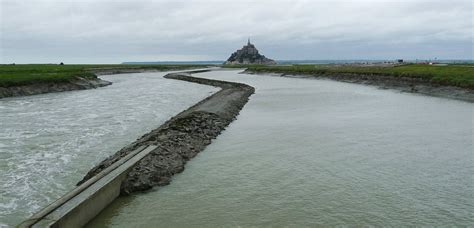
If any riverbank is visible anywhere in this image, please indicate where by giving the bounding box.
[242,64,474,102]
[0,76,111,98]
[0,64,209,98]
[1,71,219,226]
[78,70,255,194]
[88,69,474,227]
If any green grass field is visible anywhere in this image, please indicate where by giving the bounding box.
[3,63,473,89]
[228,64,474,89]
[0,64,207,87]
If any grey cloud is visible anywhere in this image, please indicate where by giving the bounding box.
[1,0,472,63]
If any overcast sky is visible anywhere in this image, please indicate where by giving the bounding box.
[1,0,472,63]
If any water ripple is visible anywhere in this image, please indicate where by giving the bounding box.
[0,71,219,226]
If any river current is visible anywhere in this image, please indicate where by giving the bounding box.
[0,71,218,226]
[90,69,473,226]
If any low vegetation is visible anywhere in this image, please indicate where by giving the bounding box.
[3,63,472,89]
[229,64,474,89]
[0,64,208,87]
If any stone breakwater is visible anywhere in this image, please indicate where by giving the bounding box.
[244,69,474,103]
[78,71,255,194]
[0,76,111,99]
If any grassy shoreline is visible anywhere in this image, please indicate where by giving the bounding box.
[3,63,473,89]
[0,64,209,87]
[226,64,474,89]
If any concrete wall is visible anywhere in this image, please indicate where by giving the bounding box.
[19,146,157,228]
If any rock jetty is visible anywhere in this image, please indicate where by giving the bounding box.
[224,39,276,65]
[78,70,255,194]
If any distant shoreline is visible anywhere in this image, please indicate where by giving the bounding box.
[0,77,112,99]
[244,69,474,103]
[0,65,209,99]
[122,59,474,65]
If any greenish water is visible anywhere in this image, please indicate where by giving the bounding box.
[89,69,473,227]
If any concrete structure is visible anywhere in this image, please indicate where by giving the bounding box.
[19,145,157,227]
[20,70,255,227]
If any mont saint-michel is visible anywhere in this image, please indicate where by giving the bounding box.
[2,0,473,227]
[224,39,276,65]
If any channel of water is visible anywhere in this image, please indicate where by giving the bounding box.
[0,71,218,226]
[89,69,473,226]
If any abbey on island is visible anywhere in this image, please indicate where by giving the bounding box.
[224,39,276,65]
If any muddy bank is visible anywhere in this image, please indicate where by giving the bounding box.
[93,68,173,76]
[0,67,208,99]
[0,68,167,99]
[92,67,210,76]
[78,71,254,194]
[0,77,111,99]
[93,68,158,76]
[244,70,474,102]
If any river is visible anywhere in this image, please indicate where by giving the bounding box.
[0,71,219,226]
[89,69,473,226]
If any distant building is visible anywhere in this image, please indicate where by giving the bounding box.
[397,59,403,63]
[224,39,276,65]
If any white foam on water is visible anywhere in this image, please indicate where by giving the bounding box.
[0,71,219,226]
